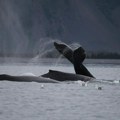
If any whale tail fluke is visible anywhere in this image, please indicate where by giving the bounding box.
[54,41,86,64]
[73,46,86,64]
[54,42,73,63]
[54,41,94,78]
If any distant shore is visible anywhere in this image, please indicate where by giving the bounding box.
[0,57,120,65]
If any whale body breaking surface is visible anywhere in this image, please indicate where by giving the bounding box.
[0,41,95,83]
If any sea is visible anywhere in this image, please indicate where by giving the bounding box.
[0,58,120,120]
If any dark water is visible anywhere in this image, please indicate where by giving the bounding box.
[0,58,120,120]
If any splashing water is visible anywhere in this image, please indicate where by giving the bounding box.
[54,54,63,66]
[28,39,59,64]
[69,42,81,50]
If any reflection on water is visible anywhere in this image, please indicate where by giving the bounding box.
[0,58,120,120]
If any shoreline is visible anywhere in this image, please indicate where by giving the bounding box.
[0,57,120,65]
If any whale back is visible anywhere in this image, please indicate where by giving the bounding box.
[0,74,59,83]
[41,70,93,82]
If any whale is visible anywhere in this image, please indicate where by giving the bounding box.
[42,41,94,82]
[54,42,95,78]
[0,70,94,83]
[0,74,59,83]
[0,41,95,83]
[41,70,94,82]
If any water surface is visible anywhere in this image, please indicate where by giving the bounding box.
[0,58,120,120]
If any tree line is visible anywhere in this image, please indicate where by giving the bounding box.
[0,51,120,59]
[87,52,120,59]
